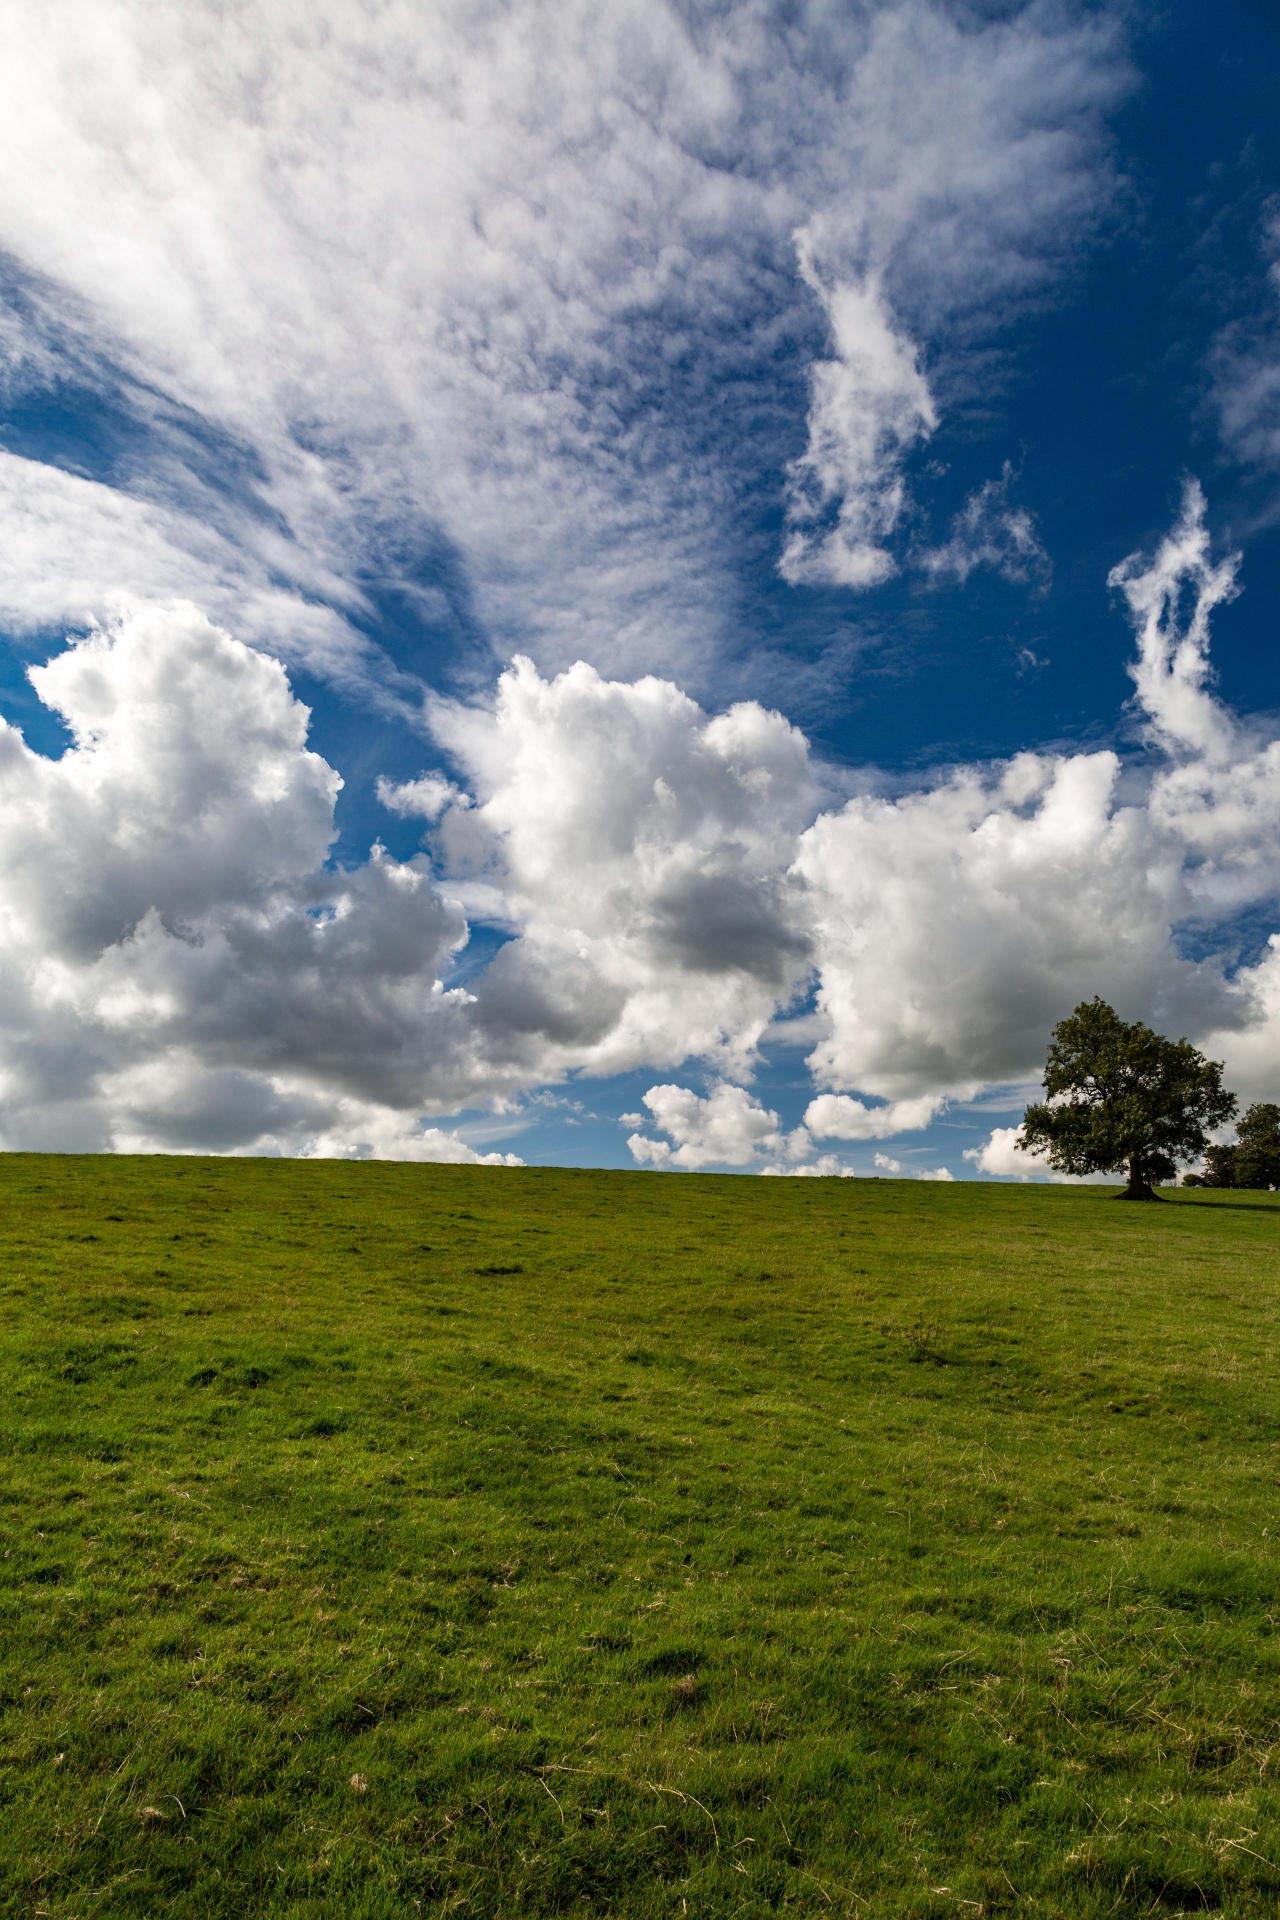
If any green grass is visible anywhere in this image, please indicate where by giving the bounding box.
[2,1157,1280,1917]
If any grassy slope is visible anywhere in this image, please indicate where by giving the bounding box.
[1,1158,1279,1918]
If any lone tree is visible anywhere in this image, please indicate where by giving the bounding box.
[1018,998,1236,1200]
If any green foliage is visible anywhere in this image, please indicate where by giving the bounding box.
[1236,1103,1280,1190]
[1,1154,1280,1917]
[1019,997,1236,1195]
[1202,1142,1240,1188]
[1186,1108,1280,1191]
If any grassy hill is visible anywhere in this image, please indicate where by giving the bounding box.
[1,1156,1279,1917]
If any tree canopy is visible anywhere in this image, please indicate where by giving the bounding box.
[1198,1142,1238,1188]
[1018,999,1236,1200]
[1192,1102,1280,1190]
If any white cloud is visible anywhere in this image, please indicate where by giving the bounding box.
[376,773,464,823]
[19,7,1280,1172]
[964,1124,1112,1183]
[780,247,936,588]
[628,1082,793,1171]
[0,611,821,1152]
[920,464,1050,588]
[964,1126,1053,1179]
[870,1151,951,1180]
[1109,479,1240,763]
[0,452,366,681]
[105,1067,522,1164]
[0,600,496,1152]
[775,4,1126,591]
[0,0,1129,683]
[1198,939,1280,1108]
[297,1108,521,1166]
[23,491,1280,1145]
[1210,206,1280,481]
[3,484,1280,1164]
[796,746,1199,1099]
[434,655,816,1084]
[805,1090,943,1139]
[792,485,1280,1106]
[761,1155,856,1179]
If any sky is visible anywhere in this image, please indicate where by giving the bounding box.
[1,0,1280,1178]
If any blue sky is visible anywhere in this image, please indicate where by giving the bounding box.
[1,0,1279,1176]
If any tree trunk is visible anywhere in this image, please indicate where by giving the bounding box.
[1116,1154,1160,1201]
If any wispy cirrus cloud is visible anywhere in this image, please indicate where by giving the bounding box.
[1210,204,1280,491]
[919,464,1051,589]
[0,0,1130,693]
[779,248,937,589]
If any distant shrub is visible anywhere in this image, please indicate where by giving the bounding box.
[1237,1102,1280,1189]
[1202,1144,1238,1187]
[1196,1107,1280,1189]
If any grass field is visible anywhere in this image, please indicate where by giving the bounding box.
[2,1156,1279,1918]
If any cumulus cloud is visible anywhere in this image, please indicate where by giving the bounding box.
[791,489,1269,1102]
[792,484,1280,1111]
[626,1081,859,1173]
[0,599,498,1153]
[21,4,1280,1174]
[376,773,463,824]
[626,1082,950,1176]
[761,1156,856,1179]
[804,1091,943,1139]
[104,1067,521,1165]
[297,1109,521,1167]
[432,655,816,1084]
[964,1125,1121,1183]
[964,1126,1057,1180]
[0,613,820,1152]
[628,1083,793,1171]
[797,747,1196,1099]
[1,482,1280,1159]
[1196,940,1280,1108]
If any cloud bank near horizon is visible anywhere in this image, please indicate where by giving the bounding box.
[0,488,1276,1165]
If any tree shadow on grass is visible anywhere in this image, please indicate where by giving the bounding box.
[1169,1195,1280,1213]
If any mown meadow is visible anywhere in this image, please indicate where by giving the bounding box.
[1,1155,1279,1917]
